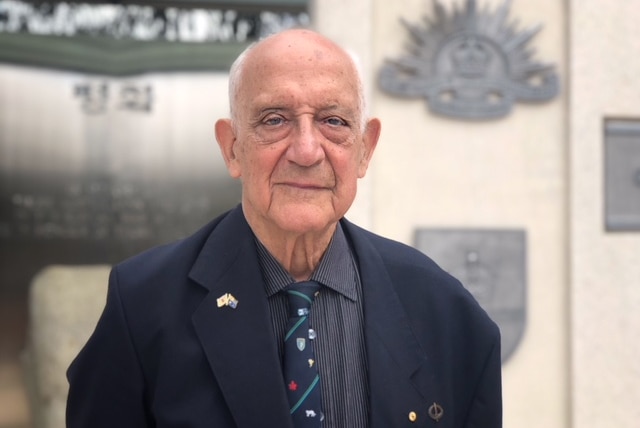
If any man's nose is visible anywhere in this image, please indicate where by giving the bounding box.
[286,117,325,167]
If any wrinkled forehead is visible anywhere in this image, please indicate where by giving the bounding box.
[230,30,364,124]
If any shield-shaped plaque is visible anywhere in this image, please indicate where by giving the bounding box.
[414,229,527,363]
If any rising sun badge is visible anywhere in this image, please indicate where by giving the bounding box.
[378,0,559,120]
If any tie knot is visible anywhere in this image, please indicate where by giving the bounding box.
[285,281,320,316]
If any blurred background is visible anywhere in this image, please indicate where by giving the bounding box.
[1,1,639,427]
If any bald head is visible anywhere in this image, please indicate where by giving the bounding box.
[228,29,366,130]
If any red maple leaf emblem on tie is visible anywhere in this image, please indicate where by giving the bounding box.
[288,380,298,391]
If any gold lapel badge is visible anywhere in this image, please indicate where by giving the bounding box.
[428,402,444,422]
[216,293,238,309]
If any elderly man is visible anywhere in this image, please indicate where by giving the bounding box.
[67,29,502,428]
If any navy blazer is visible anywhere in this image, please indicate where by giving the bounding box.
[67,205,502,427]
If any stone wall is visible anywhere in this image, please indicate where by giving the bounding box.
[569,1,640,427]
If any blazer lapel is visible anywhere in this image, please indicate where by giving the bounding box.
[342,220,441,426]
[189,207,293,428]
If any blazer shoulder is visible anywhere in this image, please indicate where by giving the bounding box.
[342,219,499,335]
[342,219,457,287]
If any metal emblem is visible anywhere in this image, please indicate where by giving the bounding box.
[415,229,527,363]
[428,402,444,422]
[378,0,559,120]
[296,338,306,351]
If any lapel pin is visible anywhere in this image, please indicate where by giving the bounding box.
[408,411,417,422]
[428,402,444,422]
[216,293,238,309]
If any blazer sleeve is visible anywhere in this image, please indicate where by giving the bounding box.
[66,267,151,428]
[465,329,503,428]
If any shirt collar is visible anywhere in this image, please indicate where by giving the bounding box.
[255,223,358,301]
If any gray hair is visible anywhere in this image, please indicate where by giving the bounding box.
[227,33,368,132]
[228,41,256,126]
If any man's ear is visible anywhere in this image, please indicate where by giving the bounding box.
[215,119,242,178]
[358,118,381,178]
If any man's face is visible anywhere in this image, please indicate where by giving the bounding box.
[217,32,380,237]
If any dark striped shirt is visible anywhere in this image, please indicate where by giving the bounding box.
[255,224,369,428]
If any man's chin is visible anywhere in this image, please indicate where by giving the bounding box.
[271,205,339,235]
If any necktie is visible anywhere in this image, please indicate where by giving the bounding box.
[283,281,323,427]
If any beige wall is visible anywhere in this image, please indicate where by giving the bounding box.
[373,1,569,428]
[570,1,640,427]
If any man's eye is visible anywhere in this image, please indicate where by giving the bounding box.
[325,117,347,127]
[264,117,285,126]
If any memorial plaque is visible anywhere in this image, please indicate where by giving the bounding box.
[415,229,527,363]
[604,119,640,231]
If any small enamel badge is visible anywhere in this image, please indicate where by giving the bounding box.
[216,293,238,309]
